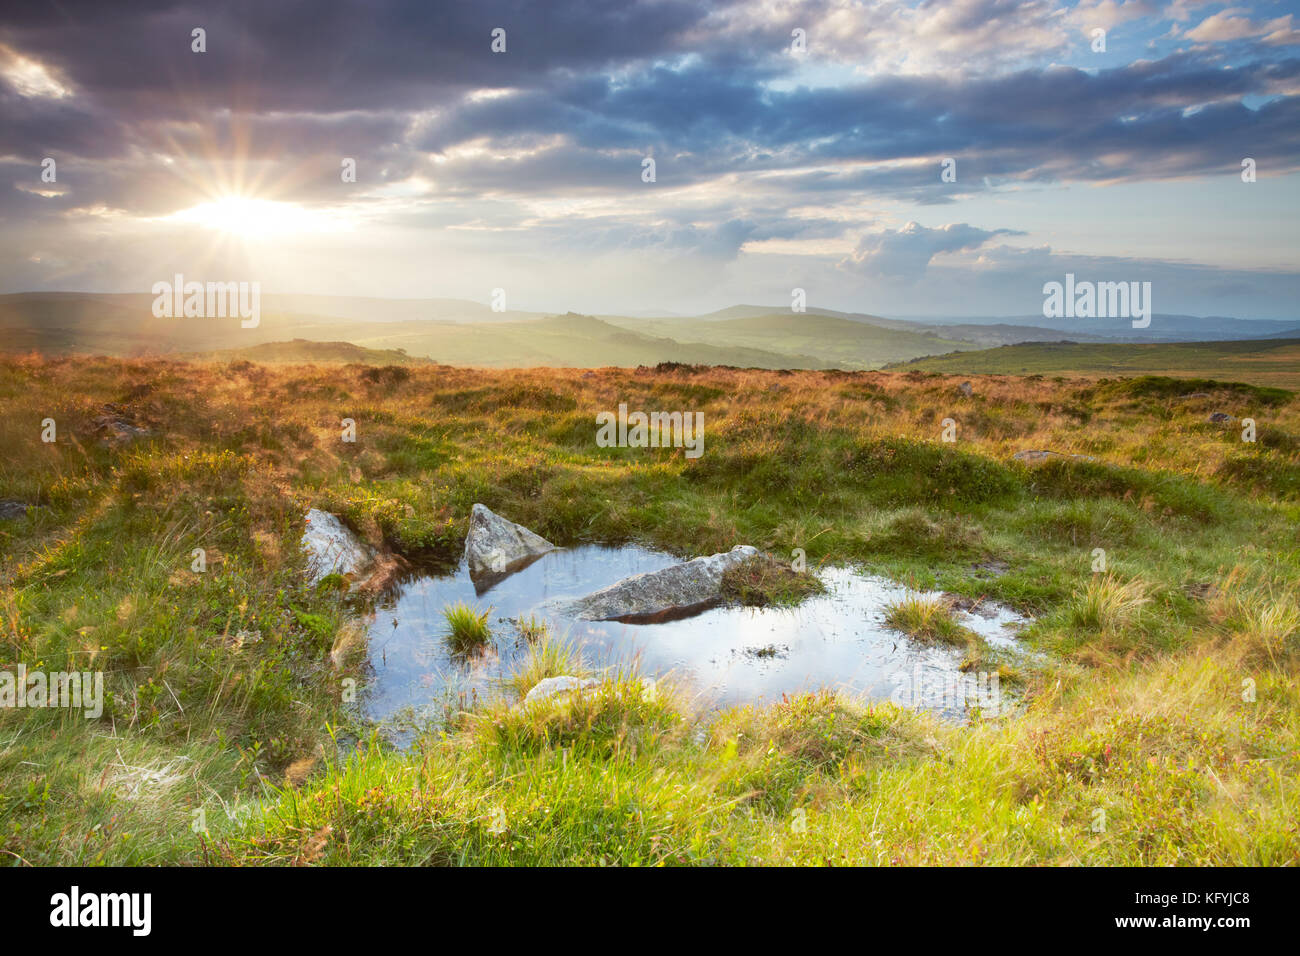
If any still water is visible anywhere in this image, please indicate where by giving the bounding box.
[360,544,1027,739]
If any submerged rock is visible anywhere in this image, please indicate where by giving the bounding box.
[522,675,599,705]
[464,503,556,581]
[301,509,376,585]
[566,545,758,621]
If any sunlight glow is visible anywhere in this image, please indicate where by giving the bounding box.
[164,196,352,238]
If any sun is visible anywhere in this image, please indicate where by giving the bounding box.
[166,195,343,239]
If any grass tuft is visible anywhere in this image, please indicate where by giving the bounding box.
[443,601,492,650]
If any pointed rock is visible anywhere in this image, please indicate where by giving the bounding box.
[463,503,556,581]
[566,545,758,621]
[301,509,376,585]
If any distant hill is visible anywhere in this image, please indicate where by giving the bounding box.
[891,338,1300,390]
[604,312,979,369]
[0,295,830,369]
[3,292,1295,371]
[339,312,833,369]
[903,313,1298,342]
[196,339,435,365]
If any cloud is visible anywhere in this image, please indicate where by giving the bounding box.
[839,222,1024,280]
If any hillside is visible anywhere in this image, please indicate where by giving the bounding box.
[198,339,436,365]
[892,338,1300,390]
[605,312,978,369]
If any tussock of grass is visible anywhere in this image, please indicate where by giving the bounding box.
[481,671,680,757]
[884,595,975,647]
[504,632,587,699]
[720,553,825,607]
[443,601,492,650]
[1068,574,1151,633]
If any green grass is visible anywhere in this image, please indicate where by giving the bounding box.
[0,355,1297,865]
[883,595,975,646]
[720,553,825,607]
[443,602,492,651]
[503,631,587,699]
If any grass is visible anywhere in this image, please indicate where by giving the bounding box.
[503,630,587,699]
[883,595,975,647]
[443,602,492,651]
[0,355,1297,865]
[720,553,825,607]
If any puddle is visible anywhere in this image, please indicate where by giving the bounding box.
[359,544,1029,742]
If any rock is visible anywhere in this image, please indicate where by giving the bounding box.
[91,404,151,446]
[566,545,758,621]
[463,503,556,581]
[1181,392,1211,400]
[0,500,31,520]
[957,381,974,397]
[1208,412,1235,424]
[301,509,376,585]
[522,675,599,705]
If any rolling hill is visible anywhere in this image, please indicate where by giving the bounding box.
[891,338,1300,390]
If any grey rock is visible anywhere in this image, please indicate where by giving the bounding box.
[566,545,758,621]
[464,503,556,580]
[301,509,376,585]
[91,405,151,446]
[1208,412,1235,424]
[522,675,599,705]
[957,381,974,397]
[0,500,31,520]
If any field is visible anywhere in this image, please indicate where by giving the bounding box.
[895,339,1300,390]
[1,355,1298,865]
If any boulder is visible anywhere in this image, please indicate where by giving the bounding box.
[522,675,599,705]
[566,545,758,621]
[957,381,974,397]
[301,509,376,585]
[1208,412,1235,424]
[0,500,31,520]
[90,404,151,447]
[463,503,556,580]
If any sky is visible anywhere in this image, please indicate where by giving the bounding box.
[2,0,1299,319]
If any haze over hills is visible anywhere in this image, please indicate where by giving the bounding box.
[0,292,1295,370]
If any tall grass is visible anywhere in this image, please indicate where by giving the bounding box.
[883,595,973,646]
[505,632,587,698]
[443,601,492,650]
